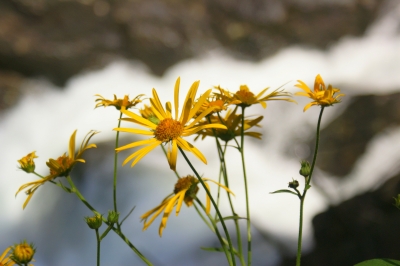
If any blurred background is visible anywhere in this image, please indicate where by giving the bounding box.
[1,0,400,265]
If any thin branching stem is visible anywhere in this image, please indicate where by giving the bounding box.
[240,106,252,266]
[65,176,153,266]
[113,112,123,230]
[296,106,325,266]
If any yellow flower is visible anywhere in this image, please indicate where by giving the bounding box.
[215,85,295,108]
[17,152,38,173]
[295,74,345,112]
[141,175,234,236]
[195,106,263,142]
[115,77,227,171]
[193,86,230,116]
[95,94,143,110]
[10,240,35,265]
[16,130,98,209]
[0,247,15,266]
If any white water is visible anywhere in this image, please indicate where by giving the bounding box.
[1,2,400,265]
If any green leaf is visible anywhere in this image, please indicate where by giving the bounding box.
[270,189,299,196]
[216,215,247,223]
[354,258,400,266]
[201,247,225,253]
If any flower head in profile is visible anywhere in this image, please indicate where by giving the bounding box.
[195,106,263,142]
[10,240,35,265]
[95,94,144,110]
[16,130,98,209]
[17,151,38,173]
[215,84,295,109]
[193,86,230,116]
[0,246,15,266]
[141,175,234,236]
[115,77,227,170]
[295,74,345,112]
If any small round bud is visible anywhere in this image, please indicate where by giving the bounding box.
[85,214,103,229]
[299,160,311,177]
[107,210,120,224]
[288,179,299,189]
[11,240,35,264]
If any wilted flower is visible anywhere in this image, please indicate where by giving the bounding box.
[141,175,234,236]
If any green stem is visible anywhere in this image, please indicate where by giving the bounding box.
[163,143,230,257]
[65,176,153,266]
[179,147,236,266]
[296,106,325,266]
[95,229,101,266]
[113,112,123,230]
[213,135,245,265]
[100,225,114,240]
[240,106,251,266]
[296,197,305,266]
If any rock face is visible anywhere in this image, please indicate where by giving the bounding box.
[279,91,400,265]
[280,174,400,266]
[0,0,383,87]
[311,92,400,177]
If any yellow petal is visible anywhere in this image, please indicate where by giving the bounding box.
[69,130,77,160]
[187,89,212,122]
[204,182,211,214]
[151,88,168,118]
[203,178,236,196]
[174,77,180,119]
[168,140,178,171]
[120,109,157,129]
[314,74,325,91]
[175,190,187,215]
[114,128,155,137]
[115,138,159,151]
[182,123,227,136]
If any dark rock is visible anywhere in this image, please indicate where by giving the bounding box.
[308,91,400,177]
[280,174,400,265]
[0,0,384,86]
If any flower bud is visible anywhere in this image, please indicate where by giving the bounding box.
[18,152,38,173]
[299,160,311,177]
[107,210,120,224]
[11,240,35,264]
[288,179,299,189]
[85,214,103,229]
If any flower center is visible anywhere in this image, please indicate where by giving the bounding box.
[174,176,199,206]
[49,155,74,177]
[235,86,256,104]
[154,118,184,142]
